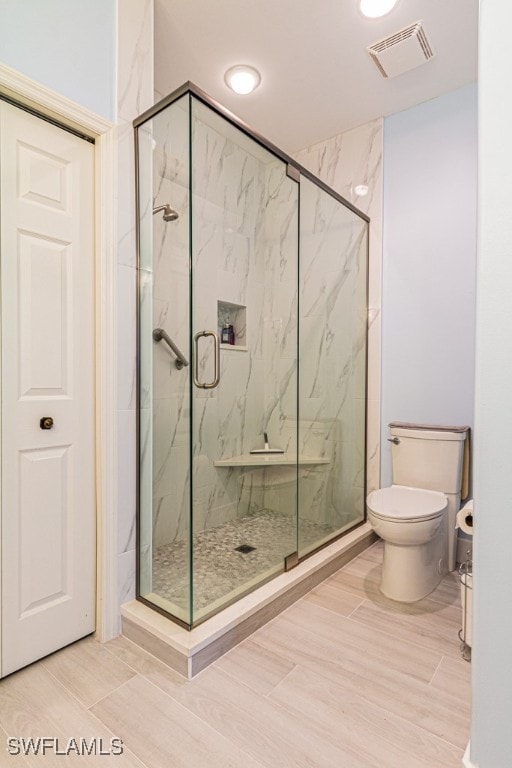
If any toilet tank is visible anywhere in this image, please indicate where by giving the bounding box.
[390,425,467,494]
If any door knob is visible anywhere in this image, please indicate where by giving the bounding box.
[40,417,54,430]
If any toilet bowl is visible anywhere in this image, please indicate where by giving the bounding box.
[367,485,448,602]
[367,423,469,602]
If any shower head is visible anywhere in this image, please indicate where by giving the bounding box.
[152,203,179,222]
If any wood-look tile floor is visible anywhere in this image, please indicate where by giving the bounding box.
[0,541,470,767]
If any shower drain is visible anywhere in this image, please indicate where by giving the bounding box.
[234,544,256,554]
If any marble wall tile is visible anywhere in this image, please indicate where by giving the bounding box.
[262,470,297,519]
[193,452,215,490]
[239,361,266,454]
[300,317,326,400]
[153,491,190,547]
[218,354,256,446]
[299,420,337,459]
[196,500,238,532]
[153,412,189,500]
[301,251,326,318]
[117,0,154,123]
[191,119,233,210]
[151,305,189,403]
[294,119,382,220]
[298,465,331,523]
[245,281,265,359]
[152,97,189,189]
[153,191,189,300]
[192,396,219,460]
[236,470,266,514]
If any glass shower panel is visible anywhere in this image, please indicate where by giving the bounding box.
[137,95,192,625]
[190,97,299,622]
[298,178,368,557]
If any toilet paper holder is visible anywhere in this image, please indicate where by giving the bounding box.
[456,503,473,536]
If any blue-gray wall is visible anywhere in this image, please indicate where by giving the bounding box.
[0,0,116,119]
[381,84,478,485]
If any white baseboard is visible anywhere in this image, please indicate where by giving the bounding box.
[463,742,478,767]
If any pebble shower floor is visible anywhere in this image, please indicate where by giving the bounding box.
[152,510,340,614]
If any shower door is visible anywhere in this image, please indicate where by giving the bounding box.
[189,98,300,623]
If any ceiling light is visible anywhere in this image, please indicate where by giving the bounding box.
[224,65,261,95]
[359,0,398,19]
[354,184,369,197]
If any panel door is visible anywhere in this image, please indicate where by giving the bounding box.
[0,101,95,676]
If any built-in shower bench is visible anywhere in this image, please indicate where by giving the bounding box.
[213,454,330,467]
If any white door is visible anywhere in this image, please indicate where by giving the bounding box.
[0,101,96,676]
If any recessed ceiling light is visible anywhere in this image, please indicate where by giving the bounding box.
[354,184,369,197]
[359,0,398,19]
[224,65,261,95]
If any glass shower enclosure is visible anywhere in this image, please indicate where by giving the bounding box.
[135,84,369,628]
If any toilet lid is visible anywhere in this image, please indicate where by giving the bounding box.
[367,485,447,522]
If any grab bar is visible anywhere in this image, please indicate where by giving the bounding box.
[193,330,220,389]
[152,328,189,370]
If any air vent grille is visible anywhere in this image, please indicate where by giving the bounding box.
[368,21,434,79]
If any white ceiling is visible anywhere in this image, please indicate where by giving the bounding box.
[154,0,478,154]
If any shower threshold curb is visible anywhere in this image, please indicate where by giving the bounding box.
[121,522,376,678]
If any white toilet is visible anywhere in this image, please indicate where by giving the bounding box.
[367,424,468,602]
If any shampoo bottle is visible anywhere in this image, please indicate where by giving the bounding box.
[221,322,230,344]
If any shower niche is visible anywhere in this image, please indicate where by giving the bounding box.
[135,84,369,629]
[217,300,247,350]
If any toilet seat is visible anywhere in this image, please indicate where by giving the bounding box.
[367,485,447,523]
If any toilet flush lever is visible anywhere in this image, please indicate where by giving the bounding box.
[387,436,400,445]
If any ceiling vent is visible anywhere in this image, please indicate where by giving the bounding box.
[367,21,434,79]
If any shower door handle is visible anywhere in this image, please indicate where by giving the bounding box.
[193,330,220,389]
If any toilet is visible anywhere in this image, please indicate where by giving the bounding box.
[367,423,469,602]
